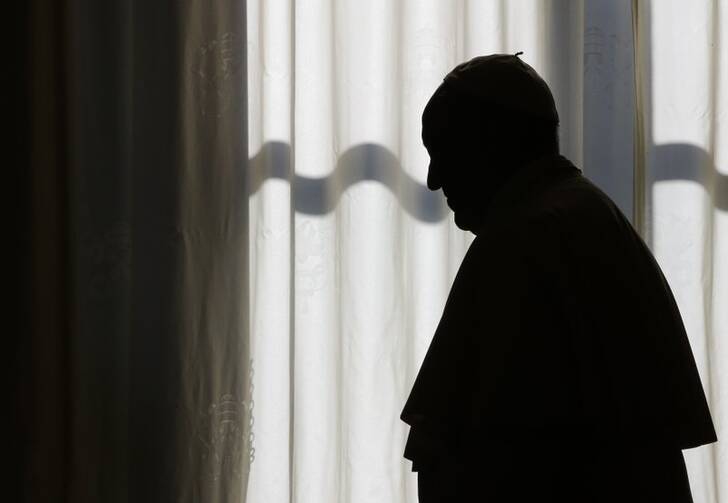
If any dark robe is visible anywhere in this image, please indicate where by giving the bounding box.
[400,154,717,499]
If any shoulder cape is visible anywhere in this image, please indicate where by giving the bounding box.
[400,155,717,470]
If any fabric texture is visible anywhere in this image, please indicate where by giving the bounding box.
[247,1,726,503]
[23,1,726,503]
[23,1,253,502]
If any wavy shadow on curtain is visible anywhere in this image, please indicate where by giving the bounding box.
[649,144,728,211]
[635,7,725,502]
[248,142,728,210]
[647,141,727,440]
[644,143,726,503]
[248,142,448,221]
[248,141,727,220]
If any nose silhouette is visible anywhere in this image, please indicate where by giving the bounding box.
[427,164,442,191]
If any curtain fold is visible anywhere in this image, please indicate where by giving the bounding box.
[21,0,726,501]
[247,1,724,502]
[23,1,73,500]
[23,1,252,502]
[634,2,726,502]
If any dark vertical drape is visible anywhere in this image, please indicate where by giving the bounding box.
[21,1,73,501]
[20,1,250,501]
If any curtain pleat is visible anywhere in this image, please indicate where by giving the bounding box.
[24,1,73,500]
[247,1,724,502]
[634,2,726,502]
[21,0,725,501]
[23,1,252,502]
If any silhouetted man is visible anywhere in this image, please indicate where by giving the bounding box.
[400,53,717,502]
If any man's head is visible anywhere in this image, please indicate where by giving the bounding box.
[422,53,560,233]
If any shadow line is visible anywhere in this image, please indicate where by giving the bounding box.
[650,143,728,211]
[247,141,449,223]
[247,141,727,222]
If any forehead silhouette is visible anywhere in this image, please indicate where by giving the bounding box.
[421,86,467,147]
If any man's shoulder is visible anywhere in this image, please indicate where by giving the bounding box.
[471,174,638,274]
[524,174,635,241]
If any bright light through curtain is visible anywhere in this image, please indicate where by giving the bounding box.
[633,2,727,502]
[245,1,725,502]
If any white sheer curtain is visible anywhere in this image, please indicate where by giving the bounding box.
[245,1,725,502]
[633,2,727,502]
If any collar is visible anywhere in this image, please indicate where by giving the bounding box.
[473,154,581,235]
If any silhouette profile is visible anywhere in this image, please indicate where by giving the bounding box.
[400,53,717,502]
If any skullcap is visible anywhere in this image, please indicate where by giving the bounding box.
[443,52,559,123]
